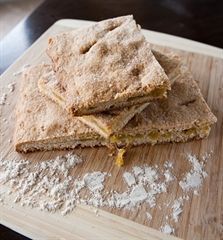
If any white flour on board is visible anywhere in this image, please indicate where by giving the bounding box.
[171,197,184,223]
[146,212,152,221]
[0,93,7,105]
[0,152,211,236]
[179,154,208,192]
[7,83,15,93]
[123,172,136,186]
[160,224,175,234]
[12,64,31,76]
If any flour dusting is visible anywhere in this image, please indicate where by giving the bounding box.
[146,212,152,221]
[123,172,136,187]
[160,224,175,234]
[172,197,184,222]
[0,93,7,105]
[13,64,31,76]
[179,154,207,192]
[0,152,211,236]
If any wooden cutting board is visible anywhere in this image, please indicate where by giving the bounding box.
[0,19,222,240]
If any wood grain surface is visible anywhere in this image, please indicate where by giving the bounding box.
[0,20,222,240]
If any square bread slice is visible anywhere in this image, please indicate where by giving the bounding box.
[39,15,170,116]
[14,65,105,153]
[38,50,180,139]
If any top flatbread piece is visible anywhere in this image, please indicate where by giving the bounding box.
[38,50,177,138]
[45,15,170,115]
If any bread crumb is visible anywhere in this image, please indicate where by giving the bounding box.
[7,83,15,93]
[0,93,7,105]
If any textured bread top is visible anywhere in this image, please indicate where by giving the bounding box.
[14,52,217,148]
[45,15,170,115]
[78,50,181,137]
[38,50,177,138]
[121,58,217,134]
[14,65,97,146]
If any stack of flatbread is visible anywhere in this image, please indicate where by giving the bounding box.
[14,16,217,166]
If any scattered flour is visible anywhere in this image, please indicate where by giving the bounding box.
[0,81,16,107]
[0,152,210,235]
[0,153,82,214]
[123,172,136,186]
[132,166,144,176]
[13,64,30,76]
[146,212,152,221]
[84,172,107,192]
[13,71,23,77]
[160,224,175,234]
[111,164,173,209]
[171,197,184,222]
[0,93,7,105]
[7,83,15,93]
[179,154,207,192]
[129,184,148,206]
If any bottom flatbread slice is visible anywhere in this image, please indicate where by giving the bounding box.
[14,65,105,152]
[14,59,216,154]
[111,57,217,146]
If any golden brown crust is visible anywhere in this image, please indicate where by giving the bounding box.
[68,50,182,138]
[120,59,217,134]
[38,50,183,138]
[45,15,170,115]
[14,51,217,153]
[79,103,149,138]
[14,65,102,152]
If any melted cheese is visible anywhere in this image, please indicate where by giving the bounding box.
[110,124,211,147]
[115,148,126,167]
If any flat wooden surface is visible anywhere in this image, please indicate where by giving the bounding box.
[0,20,222,240]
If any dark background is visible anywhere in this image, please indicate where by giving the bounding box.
[1,0,223,74]
[0,0,222,238]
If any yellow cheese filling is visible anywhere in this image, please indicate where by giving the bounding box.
[110,124,211,145]
[115,148,126,167]
[80,116,110,138]
[110,124,211,167]
[38,80,65,106]
[52,90,65,103]
[127,88,166,102]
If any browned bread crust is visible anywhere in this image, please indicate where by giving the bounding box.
[43,15,170,115]
[14,51,216,152]
[38,50,180,138]
[14,65,104,153]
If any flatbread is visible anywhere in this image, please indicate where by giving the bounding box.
[112,56,217,146]
[14,65,105,153]
[79,103,149,138]
[15,54,216,153]
[38,50,180,138]
[78,50,181,138]
[40,15,170,116]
